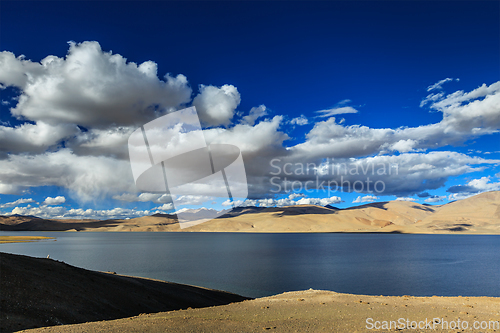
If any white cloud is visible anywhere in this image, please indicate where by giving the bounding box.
[396,197,416,201]
[8,205,150,220]
[294,81,500,162]
[0,122,79,154]
[42,196,66,205]
[420,92,444,107]
[448,176,500,194]
[193,84,240,126]
[424,195,446,203]
[0,41,192,128]
[173,195,215,206]
[288,193,305,200]
[155,203,174,211]
[0,198,35,208]
[241,105,267,126]
[315,106,358,118]
[295,196,342,206]
[448,192,474,201]
[224,195,342,208]
[10,205,66,219]
[68,126,135,159]
[1,42,499,206]
[290,115,308,126]
[390,139,418,153]
[467,176,500,191]
[0,149,136,201]
[0,52,46,88]
[352,195,378,203]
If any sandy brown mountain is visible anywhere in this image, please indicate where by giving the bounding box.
[1,191,499,234]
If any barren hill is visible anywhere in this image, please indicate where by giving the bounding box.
[0,252,249,332]
[1,191,499,234]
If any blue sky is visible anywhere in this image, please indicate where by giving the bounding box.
[0,1,499,219]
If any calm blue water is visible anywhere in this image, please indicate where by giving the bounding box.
[1,232,499,298]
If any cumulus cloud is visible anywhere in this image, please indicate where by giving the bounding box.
[8,205,150,220]
[352,195,378,203]
[155,203,174,211]
[290,115,308,126]
[0,122,79,154]
[396,197,416,201]
[390,139,419,153]
[241,105,267,126]
[192,84,240,126]
[294,81,500,162]
[424,195,446,203]
[295,196,343,206]
[288,193,305,200]
[42,196,66,205]
[447,176,500,195]
[0,42,192,128]
[448,192,475,201]
[224,194,342,208]
[67,126,135,159]
[431,82,500,135]
[1,41,499,218]
[0,149,136,200]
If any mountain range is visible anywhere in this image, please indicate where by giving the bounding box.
[1,191,499,234]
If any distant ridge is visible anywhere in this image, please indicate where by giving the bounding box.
[1,191,499,234]
[151,213,177,218]
[218,206,267,218]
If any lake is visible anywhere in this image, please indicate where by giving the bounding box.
[1,232,499,298]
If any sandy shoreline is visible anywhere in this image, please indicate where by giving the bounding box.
[1,252,499,333]
[18,290,500,333]
[0,236,54,244]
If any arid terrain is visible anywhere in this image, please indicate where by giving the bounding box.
[1,252,499,333]
[18,291,500,333]
[1,191,499,234]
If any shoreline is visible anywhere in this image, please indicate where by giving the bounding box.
[0,236,55,244]
[18,289,500,333]
[1,252,499,332]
